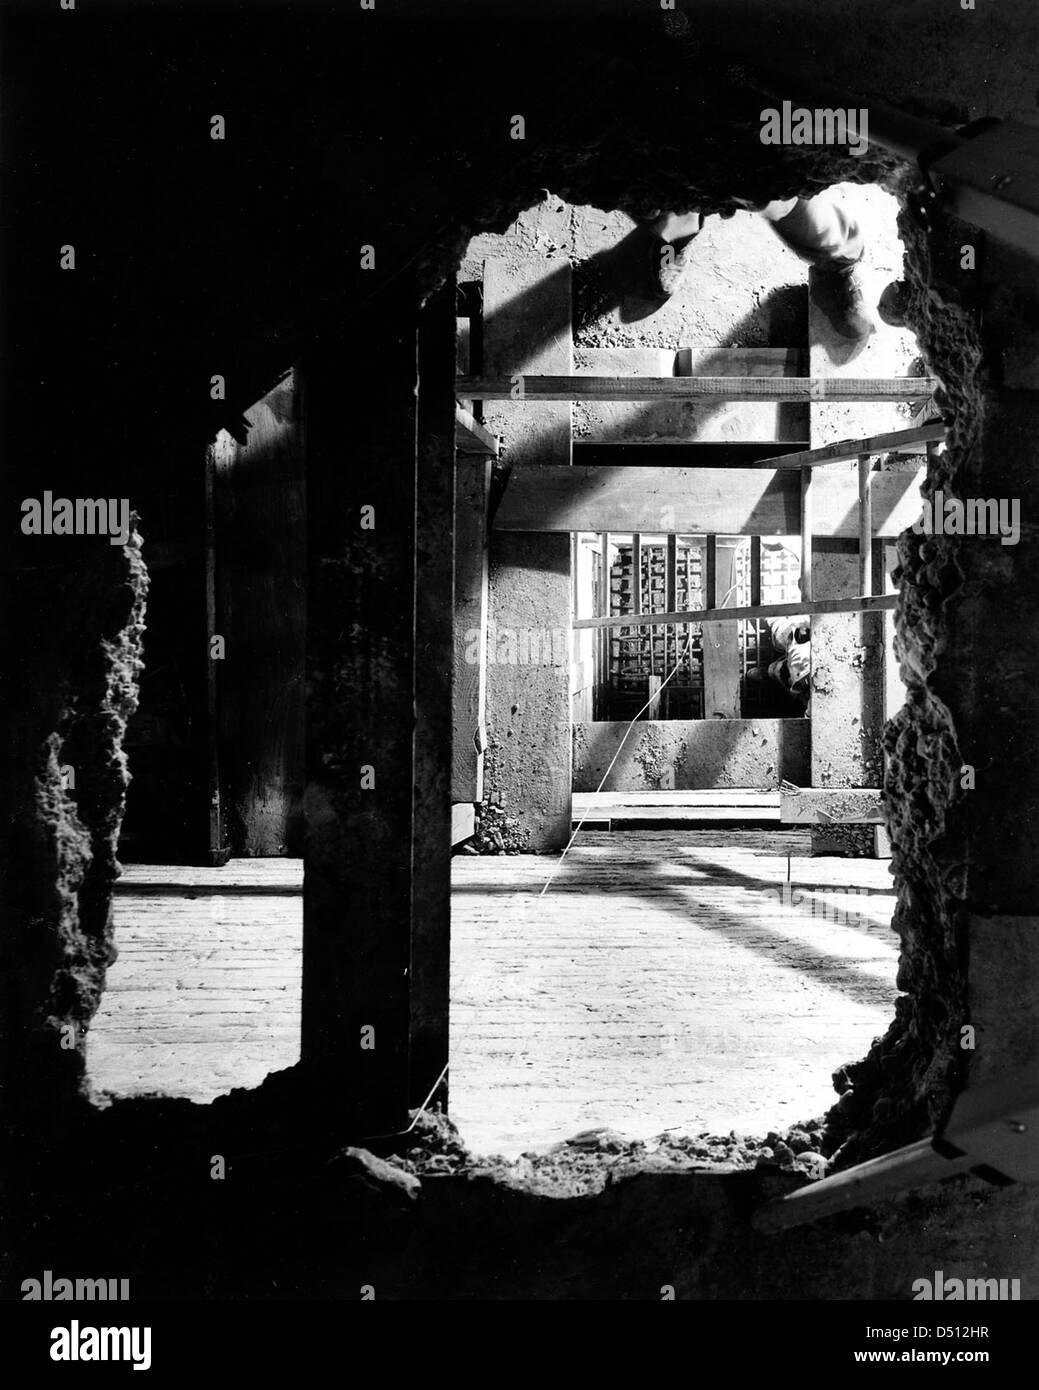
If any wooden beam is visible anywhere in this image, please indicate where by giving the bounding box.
[647,674,662,719]
[303,285,421,1133]
[858,454,873,597]
[800,469,813,603]
[750,535,762,606]
[705,534,718,608]
[455,405,499,456]
[666,533,678,719]
[574,593,897,632]
[755,421,946,471]
[596,532,609,721]
[494,464,925,539]
[458,375,937,403]
[203,443,229,866]
[702,537,740,719]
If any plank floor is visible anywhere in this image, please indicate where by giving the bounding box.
[88,858,304,1101]
[88,838,900,1162]
[450,830,900,1157]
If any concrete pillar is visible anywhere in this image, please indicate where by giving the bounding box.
[482,252,573,850]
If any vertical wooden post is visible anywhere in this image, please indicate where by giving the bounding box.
[807,276,885,853]
[632,531,642,710]
[705,534,718,610]
[203,444,229,867]
[750,535,762,606]
[411,280,458,1107]
[702,534,740,718]
[800,468,813,603]
[750,534,762,690]
[666,533,678,718]
[647,675,662,719]
[597,531,609,720]
[858,453,874,597]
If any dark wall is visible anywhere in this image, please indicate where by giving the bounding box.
[214,371,306,856]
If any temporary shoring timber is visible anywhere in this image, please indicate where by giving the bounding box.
[573,593,897,631]
[457,375,937,402]
[754,420,946,469]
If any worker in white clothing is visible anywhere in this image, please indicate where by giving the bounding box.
[645,190,872,343]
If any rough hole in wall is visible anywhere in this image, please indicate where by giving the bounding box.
[445,174,957,1180]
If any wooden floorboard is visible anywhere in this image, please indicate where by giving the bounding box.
[89,840,899,1159]
[89,861,303,1101]
[450,830,899,1156]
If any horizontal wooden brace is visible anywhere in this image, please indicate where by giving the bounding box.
[755,421,947,470]
[457,375,937,403]
[495,464,924,538]
[574,594,897,631]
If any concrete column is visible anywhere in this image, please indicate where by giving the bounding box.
[482,252,573,851]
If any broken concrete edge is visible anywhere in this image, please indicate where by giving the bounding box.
[332,1110,1005,1243]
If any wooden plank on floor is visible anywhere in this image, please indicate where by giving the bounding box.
[494,465,924,538]
[452,802,475,845]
